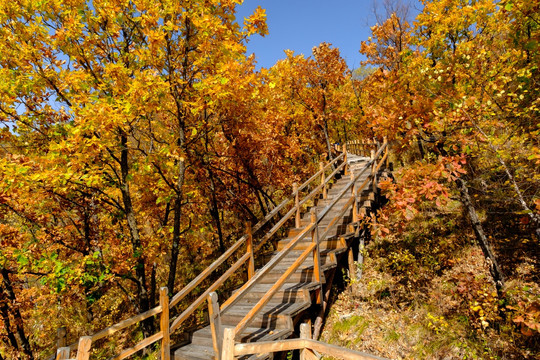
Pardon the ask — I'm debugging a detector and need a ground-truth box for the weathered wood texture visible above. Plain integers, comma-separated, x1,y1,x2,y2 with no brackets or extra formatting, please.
52,140,391,360
176,140,389,360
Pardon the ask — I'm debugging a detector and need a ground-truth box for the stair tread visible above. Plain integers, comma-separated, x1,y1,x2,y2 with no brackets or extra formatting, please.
224,301,309,317
175,344,215,360
242,281,321,293
192,325,292,344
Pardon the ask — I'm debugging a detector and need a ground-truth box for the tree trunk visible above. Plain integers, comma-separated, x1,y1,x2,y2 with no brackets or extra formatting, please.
416,135,425,160
119,133,154,336
167,125,186,294
456,178,504,293
1,268,33,359
322,118,333,162
0,281,20,351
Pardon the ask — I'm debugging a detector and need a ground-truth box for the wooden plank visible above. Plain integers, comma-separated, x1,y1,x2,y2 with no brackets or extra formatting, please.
348,248,356,281
307,339,388,360
319,162,327,199
246,222,254,280
56,347,70,360
294,182,301,228
160,287,170,360
112,332,163,360
75,337,92,360
300,323,312,360
171,252,250,333
233,243,316,336
376,151,388,173
207,292,222,360
57,327,67,348
90,306,162,342
234,339,306,355
234,339,388,360
310,209,322,305
221,327,235,360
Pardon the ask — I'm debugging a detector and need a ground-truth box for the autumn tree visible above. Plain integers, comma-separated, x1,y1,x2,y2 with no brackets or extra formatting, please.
359,0,540,353
0,0,270,357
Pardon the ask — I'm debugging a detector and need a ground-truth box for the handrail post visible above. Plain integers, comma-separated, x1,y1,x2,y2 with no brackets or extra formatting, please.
319,162,327,200
160,287,170,360
246,222,255,280
310,208,322,305
76,336,92,360
300,323,313,360
293,182,301,228
371,149,377,195
222,327,235,360
56,327,67,349
56,327,68,360
352,173,358,223
343,144,348,175
208,292,222,360
384,136,389,169
56,348,70,360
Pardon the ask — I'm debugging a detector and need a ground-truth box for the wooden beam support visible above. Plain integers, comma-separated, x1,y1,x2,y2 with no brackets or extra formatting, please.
221,327,235,360
160,287,170,360
207,292,222,360
246,222,254,280
56,347,70,360
311,208,322,305
300,323,312,360
75,336,92,360
293,182,301,228
343,144,348,175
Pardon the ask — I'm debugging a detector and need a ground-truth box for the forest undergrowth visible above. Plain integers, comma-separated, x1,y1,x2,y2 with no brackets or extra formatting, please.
321,166,540,360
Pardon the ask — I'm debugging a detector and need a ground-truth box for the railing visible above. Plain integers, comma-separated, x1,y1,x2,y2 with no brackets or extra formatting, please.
214,139,388,359
225,323,388,360
53,138,388,360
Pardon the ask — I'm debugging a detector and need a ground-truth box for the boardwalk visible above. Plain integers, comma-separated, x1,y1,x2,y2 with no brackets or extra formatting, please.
53,140,390,360
176,154,379,360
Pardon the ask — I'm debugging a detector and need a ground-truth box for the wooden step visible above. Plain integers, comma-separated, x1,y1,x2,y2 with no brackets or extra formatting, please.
220,302,298,328
287,222,351,238
258,268,327,284
190,325,292,347
232,282,318,302
175,344,215,360
277,236,348,252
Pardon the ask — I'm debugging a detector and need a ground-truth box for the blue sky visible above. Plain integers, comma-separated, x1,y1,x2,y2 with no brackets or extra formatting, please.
235,0,422,70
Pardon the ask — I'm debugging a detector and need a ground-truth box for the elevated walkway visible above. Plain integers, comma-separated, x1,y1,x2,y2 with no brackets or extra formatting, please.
53,139,390,360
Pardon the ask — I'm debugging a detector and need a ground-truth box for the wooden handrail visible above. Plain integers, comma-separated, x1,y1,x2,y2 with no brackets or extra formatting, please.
232,337,388,360
170,252,251,332
296,153,344,194
90,306,163,342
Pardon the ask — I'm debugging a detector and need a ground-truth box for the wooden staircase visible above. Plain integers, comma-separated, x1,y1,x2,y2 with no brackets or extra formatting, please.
175,154,380,360
52,139,390,360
